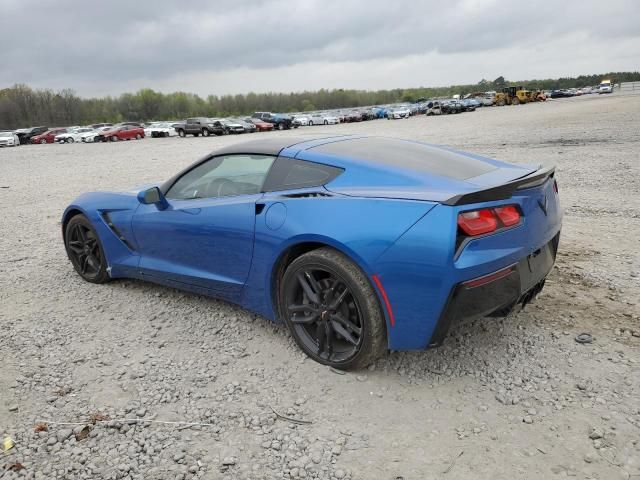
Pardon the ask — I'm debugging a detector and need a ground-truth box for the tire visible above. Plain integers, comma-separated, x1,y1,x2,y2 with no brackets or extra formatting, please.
110,136,118,142
64,215,110,284
202,129,210,137
278,123,285,131
178,129,186,138
309,121,314,126
512,97,520,106
135,134,142,140
40,139,47,144
279,247,387,370
66,137,74,143
324,120,328,125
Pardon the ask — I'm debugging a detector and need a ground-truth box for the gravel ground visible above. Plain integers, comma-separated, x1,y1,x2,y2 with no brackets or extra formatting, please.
1,94,639,480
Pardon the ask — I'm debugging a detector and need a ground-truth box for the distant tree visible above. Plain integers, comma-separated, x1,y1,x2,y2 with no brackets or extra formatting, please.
493,76,506,88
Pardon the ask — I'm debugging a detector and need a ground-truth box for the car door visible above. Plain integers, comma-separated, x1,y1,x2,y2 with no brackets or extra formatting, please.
132,154,276,301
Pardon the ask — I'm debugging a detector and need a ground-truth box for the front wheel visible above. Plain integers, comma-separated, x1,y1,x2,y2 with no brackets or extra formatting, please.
64,215,110,284
135,134,142,140
279,248,387,370
40,139,47,144
178,129,186,137
324,120,328,125
202,129,210,137
110,136,118,142
66,137,74,143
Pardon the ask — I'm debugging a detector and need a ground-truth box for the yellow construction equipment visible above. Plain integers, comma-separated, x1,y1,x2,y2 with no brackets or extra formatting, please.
494,86,530,106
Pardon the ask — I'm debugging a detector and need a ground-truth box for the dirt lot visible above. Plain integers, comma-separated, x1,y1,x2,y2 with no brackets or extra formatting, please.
1,94,639,480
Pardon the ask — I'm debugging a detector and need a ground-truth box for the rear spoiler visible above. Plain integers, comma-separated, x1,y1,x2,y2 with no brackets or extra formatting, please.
442,166,555,206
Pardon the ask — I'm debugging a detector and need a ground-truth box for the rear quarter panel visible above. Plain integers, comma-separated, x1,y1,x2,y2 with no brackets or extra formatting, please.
241,195,436,324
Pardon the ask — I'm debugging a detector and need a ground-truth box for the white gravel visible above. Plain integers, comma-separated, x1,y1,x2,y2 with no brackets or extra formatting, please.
1,93,639,479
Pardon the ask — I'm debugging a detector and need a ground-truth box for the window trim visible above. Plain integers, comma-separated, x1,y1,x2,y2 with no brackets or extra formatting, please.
261,156,344,192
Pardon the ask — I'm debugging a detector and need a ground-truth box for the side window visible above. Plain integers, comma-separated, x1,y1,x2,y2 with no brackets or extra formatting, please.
166,155,275,200
262,157,343,192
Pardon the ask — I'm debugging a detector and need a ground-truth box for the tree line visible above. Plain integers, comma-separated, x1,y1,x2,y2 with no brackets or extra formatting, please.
1,71,639,130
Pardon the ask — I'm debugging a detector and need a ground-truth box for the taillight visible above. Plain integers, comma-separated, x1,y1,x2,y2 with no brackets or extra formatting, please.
457,205,521,237
457,209,498,236
494,205,520,226
553,179,558,194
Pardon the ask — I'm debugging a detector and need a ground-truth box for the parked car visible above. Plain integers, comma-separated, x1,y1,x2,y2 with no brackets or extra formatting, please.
243,117,274,132
308,113,339,125
251,112,297,130
221,119,246,134
425,101,442,116
230,118,257,133
31,128,68,144
95,125,145,142
55,127,95,144
0,131,20,147
15,126,48,144
145,123,180,138
387,107,410,119
441,101,464,114
81,127,111,143
293,115,310,126
460,99,477,112
62,135,561,370
175,118,225,137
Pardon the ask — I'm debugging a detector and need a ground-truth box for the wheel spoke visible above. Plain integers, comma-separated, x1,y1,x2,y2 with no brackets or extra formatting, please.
68,241,83,254
75,224,87,242
330,312,362,336
328,285,349,310
297,272,320,304
290,313,320,325
80,256,89,274
86,254,99,271
288,303,314,314
331,320,358,345
316,322,326,354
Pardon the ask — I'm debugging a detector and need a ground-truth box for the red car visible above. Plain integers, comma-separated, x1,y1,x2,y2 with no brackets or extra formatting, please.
244,117,274,132
31,128,68,144
96,125,145,142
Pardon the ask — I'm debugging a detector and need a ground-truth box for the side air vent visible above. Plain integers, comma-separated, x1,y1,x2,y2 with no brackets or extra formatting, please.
101,212,135,251
282,191,333,198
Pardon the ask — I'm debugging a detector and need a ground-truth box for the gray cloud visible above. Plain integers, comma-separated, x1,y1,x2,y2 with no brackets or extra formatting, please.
1,0,639,96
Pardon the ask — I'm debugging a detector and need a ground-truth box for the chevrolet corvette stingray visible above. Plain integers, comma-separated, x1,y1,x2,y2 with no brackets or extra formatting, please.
62,136,562,369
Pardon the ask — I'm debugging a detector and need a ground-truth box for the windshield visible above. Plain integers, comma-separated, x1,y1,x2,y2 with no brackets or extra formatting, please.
0,132,13,137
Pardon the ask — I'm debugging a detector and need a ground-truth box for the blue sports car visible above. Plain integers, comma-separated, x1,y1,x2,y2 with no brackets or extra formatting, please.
63,136,562,369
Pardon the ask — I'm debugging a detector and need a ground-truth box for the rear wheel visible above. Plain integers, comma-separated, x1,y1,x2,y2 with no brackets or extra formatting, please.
40,139,47,144
202,129,210,137
279,248,387,370
64,215,109,284
110,136,118,142
66,137,74,143
135,134,142,140
178,129,186,137
324,120,328,125
512,97,520,105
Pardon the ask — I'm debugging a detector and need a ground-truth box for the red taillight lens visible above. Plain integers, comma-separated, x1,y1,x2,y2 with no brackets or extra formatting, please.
494,205,521,226
457,209,498,236
457,204,522,237
553,179,558,194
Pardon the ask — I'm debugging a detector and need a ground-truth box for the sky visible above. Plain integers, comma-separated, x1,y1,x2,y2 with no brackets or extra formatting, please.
1,0,639,98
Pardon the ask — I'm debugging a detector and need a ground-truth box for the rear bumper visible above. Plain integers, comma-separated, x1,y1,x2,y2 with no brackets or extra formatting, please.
428,232,560,347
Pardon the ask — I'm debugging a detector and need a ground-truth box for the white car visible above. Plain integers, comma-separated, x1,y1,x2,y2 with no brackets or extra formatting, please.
81,126,111,143
309,113,339,125
145,122,179,138
387,107,410,119
293,115,310,126
0,131,20,147
55,127,95,143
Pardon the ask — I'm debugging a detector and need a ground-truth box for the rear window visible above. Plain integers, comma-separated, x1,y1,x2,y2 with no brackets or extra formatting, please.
310,137,496,180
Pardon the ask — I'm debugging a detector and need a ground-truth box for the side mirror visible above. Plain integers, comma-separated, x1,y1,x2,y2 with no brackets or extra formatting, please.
138,186,169,210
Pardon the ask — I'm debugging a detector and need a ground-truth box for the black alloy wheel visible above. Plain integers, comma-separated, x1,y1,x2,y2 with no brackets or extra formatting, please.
64,215,109,284
280,248,386,370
